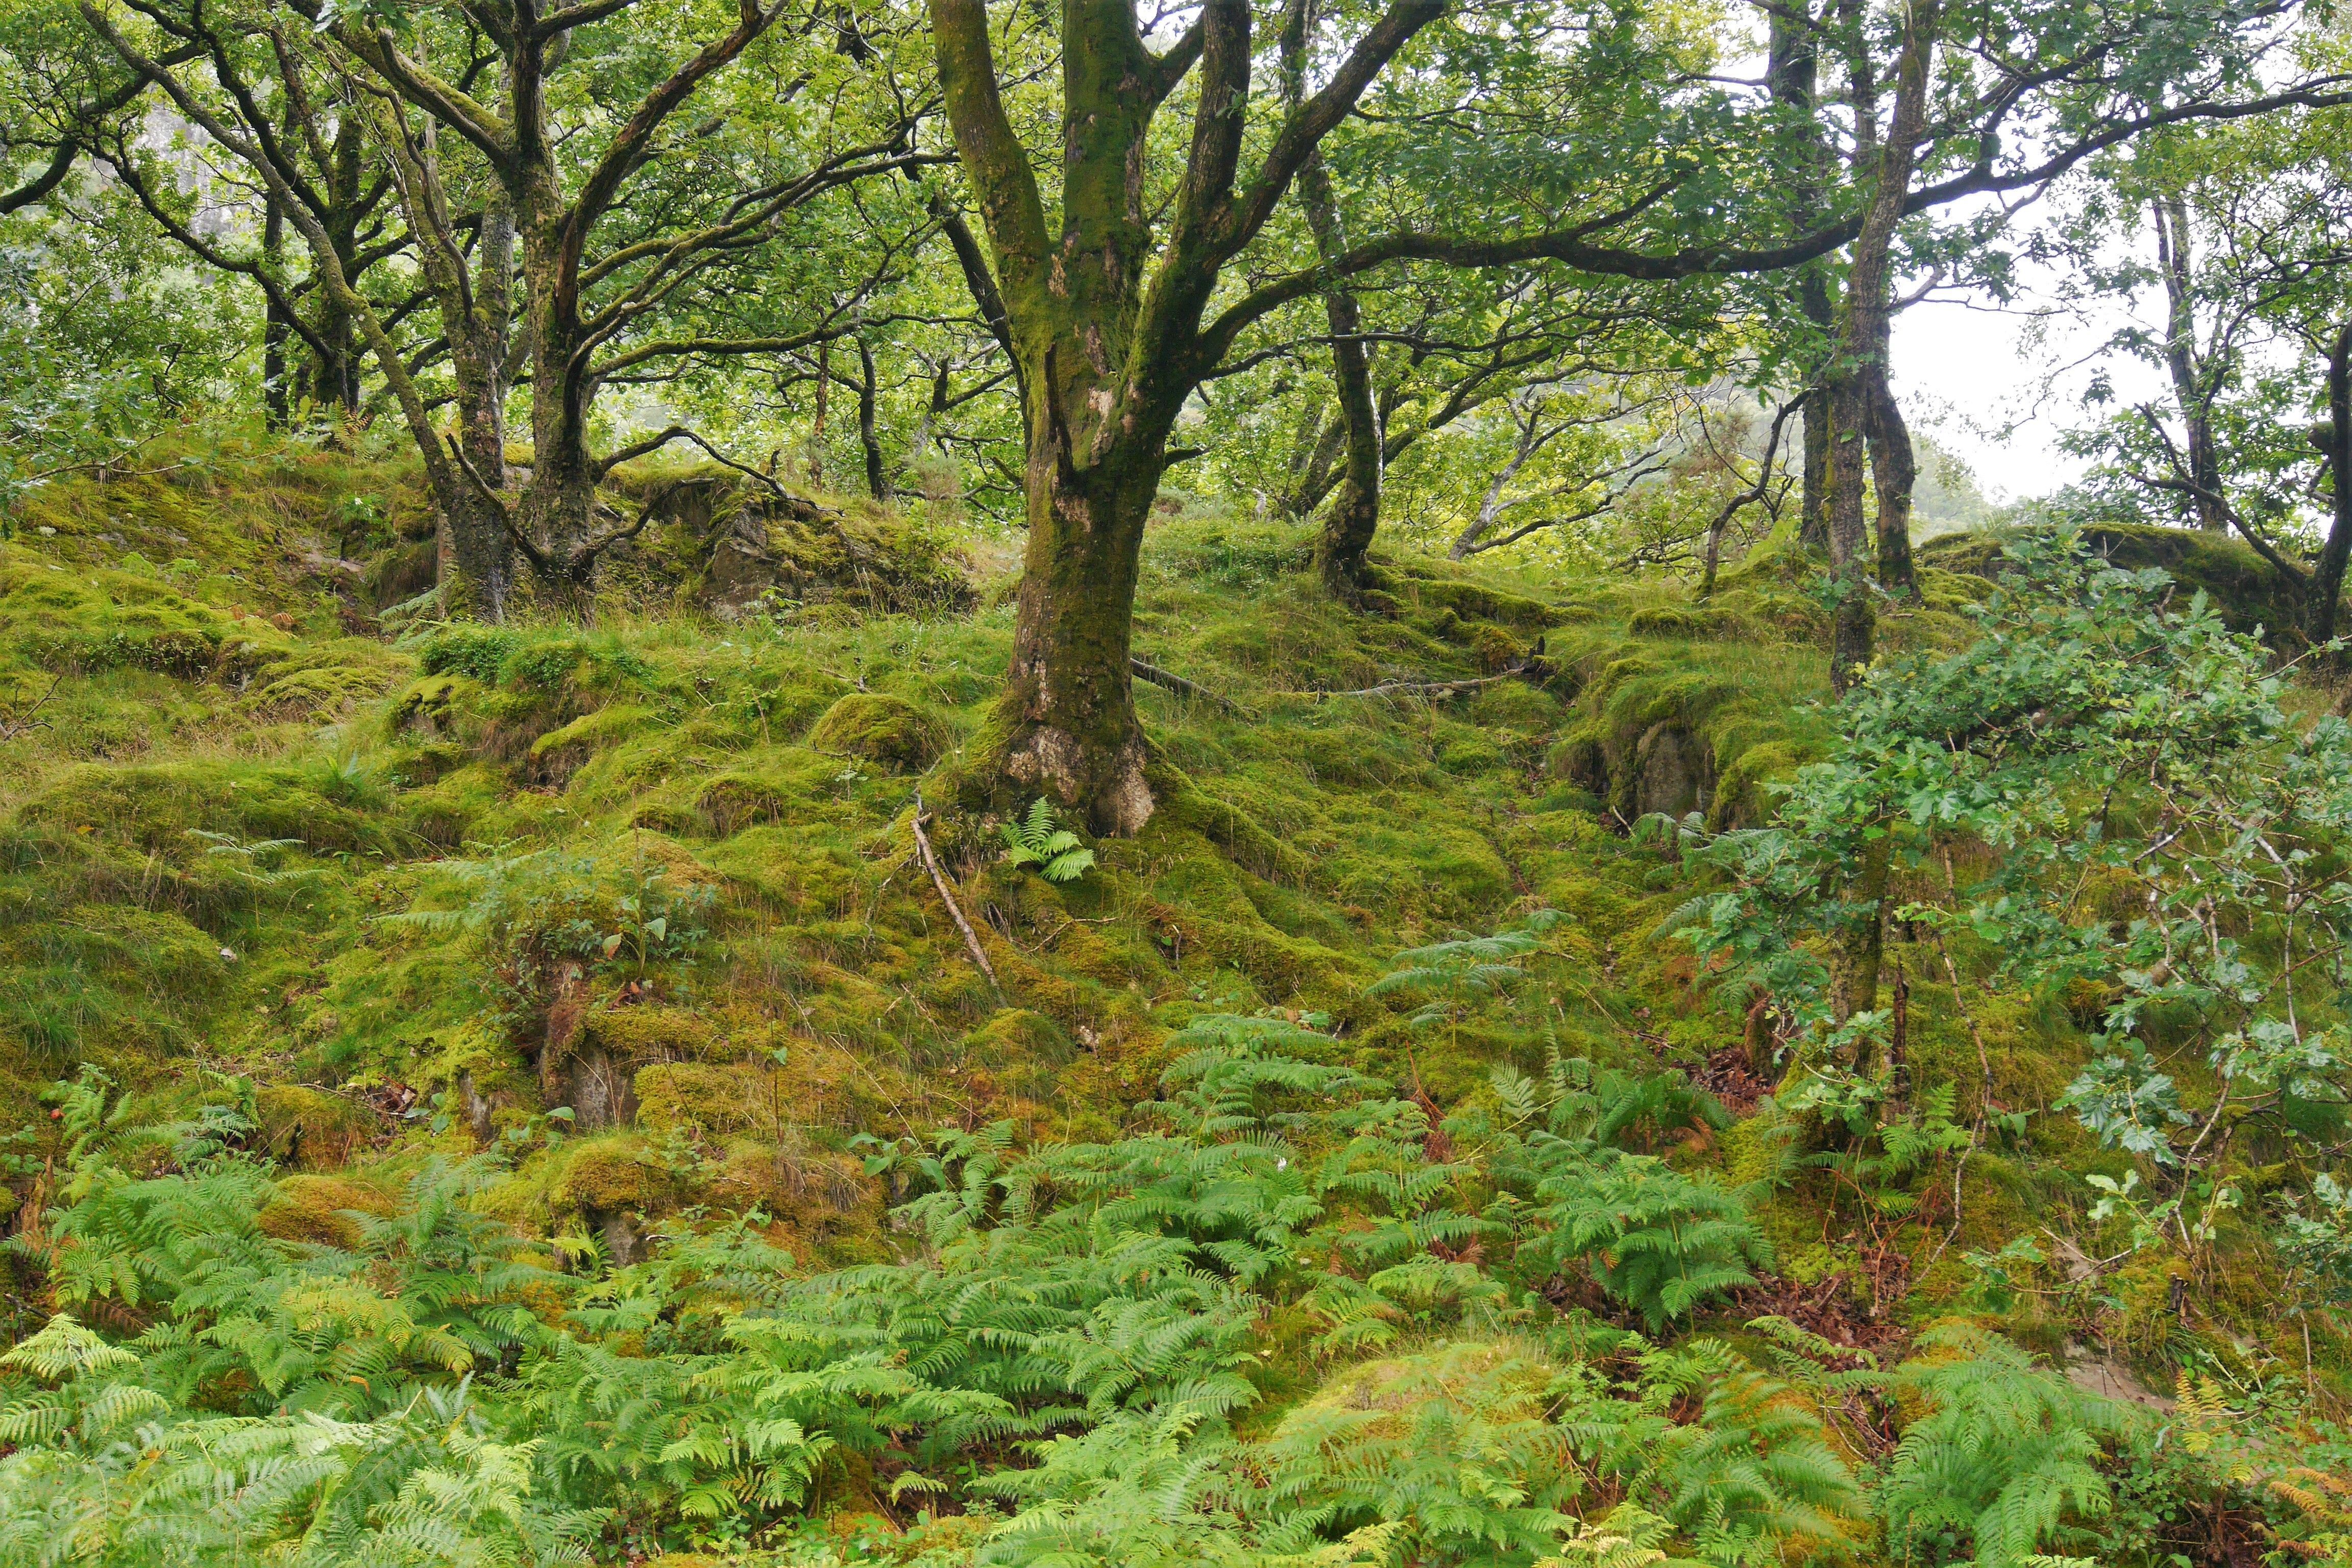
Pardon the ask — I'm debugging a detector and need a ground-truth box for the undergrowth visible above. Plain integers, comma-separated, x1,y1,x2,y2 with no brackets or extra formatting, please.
0,453,2340,1567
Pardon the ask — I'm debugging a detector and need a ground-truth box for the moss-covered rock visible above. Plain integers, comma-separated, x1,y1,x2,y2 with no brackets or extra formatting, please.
806,692,948,771
256,1086,378,1170
259,1173,398,1247
1920,522,2302,642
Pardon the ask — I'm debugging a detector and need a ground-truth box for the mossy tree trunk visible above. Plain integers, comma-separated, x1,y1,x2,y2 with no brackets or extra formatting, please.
930,0,1444,830
1825,0,1937,694
366,94,517,619
1867,355,1918,597
332,0,917,612
85,8,482,602
1282,0,1382,602
2312,321,2352,647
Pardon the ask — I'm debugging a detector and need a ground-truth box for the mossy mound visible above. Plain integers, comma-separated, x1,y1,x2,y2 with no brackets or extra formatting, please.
1921,522,2302,642
806,692,949,770
256,1086,379,1169
1548,632,1833,827
258,1173,398,1247
602,466,976,619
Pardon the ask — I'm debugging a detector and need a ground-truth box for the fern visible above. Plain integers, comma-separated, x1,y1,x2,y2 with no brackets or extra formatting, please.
1001,797,1097,882
1880,1324,2122,1568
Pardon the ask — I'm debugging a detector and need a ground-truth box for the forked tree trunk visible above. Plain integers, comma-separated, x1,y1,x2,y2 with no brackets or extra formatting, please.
2155,195,2230,533
1825,0,1938,695
930,0,1444,833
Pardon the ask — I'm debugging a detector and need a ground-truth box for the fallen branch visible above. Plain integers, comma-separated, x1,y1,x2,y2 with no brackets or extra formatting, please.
911,789,998,988
1278,652,1550,701
1131,655,1254,716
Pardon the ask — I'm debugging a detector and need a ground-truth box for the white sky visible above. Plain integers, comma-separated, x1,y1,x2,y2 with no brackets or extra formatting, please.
1888,282,2164,504
1879,192,2184,506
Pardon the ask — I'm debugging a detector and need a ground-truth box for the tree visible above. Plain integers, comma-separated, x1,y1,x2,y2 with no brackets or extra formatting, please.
2056,106,2352,642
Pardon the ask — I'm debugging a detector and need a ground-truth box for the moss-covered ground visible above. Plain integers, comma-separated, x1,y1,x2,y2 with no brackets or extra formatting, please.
0,450,2342,1563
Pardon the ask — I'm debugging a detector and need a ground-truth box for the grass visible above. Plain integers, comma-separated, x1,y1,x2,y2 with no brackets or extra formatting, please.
0,445,2337,1427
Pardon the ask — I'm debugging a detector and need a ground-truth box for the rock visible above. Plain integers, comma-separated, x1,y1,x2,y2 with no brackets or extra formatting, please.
1633,721,1714,818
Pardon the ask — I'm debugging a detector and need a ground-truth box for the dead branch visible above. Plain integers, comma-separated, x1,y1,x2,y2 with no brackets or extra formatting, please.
911,789,998,989
1131,655,1255,716
1277,650,1550,701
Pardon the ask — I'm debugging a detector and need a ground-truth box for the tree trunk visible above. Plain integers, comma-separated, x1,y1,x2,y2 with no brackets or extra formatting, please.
261,194,290,430
1867,355,1917,597
311,110,368,419
1825,0,1938,694
2311,321,2352,646
1770,2,1835,556
440,209,517,620
996,408,1163,836
1798,365,1832,553
514,185,606,604
1827,362,1875,691
1297,148,1382,598
2155,195,2228,532
857,337,888,500
1837,835,1891,1036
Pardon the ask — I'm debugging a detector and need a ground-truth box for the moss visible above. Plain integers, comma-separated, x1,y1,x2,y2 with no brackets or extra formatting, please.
1468,682,1559,733
1628,604,1751,641
548,1133,671,1214
806,692,948,771
1369,562,1560,628
256,1086,378,1170
1920,522,2302,642
576,1006,722,1064
259,1173,398,1247
1439,735,1507,775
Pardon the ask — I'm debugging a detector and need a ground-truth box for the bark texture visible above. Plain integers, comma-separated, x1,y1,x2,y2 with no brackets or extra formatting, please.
2312,322,2352,647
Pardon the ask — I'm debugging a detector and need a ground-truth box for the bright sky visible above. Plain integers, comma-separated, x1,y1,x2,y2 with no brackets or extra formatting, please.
1885,232,2171,506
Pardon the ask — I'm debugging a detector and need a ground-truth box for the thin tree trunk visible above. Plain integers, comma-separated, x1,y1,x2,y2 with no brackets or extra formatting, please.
811,338,830,488
261,194,290,430
1797,292,1834,554
857,337,887,500
2155,195,2228,532
1770,3,1836,557
1304,149,1382,599
1451,405,1540,558
1279,0,1382,598
2311,321,2352,646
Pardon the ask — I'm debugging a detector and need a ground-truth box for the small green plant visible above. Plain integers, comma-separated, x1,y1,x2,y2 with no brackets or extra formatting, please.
1001,799,1096,883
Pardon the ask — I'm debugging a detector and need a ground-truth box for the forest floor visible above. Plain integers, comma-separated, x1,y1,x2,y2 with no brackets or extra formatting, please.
0,439,2339,1565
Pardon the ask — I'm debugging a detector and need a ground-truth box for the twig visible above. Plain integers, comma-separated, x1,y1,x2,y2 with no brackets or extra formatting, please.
0,670,63,742
911,789,998,989
1131,655,1254,716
